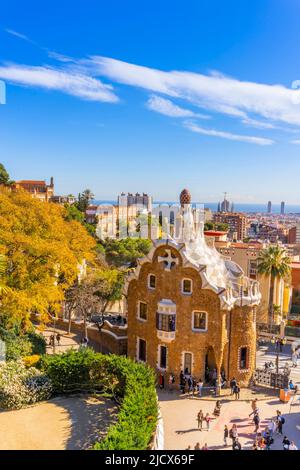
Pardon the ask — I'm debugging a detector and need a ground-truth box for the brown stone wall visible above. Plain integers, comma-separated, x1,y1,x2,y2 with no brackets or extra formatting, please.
127,244,256,387
226,305,256,386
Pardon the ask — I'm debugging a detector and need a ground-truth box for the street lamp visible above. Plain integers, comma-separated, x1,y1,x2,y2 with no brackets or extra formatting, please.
270,335,287,374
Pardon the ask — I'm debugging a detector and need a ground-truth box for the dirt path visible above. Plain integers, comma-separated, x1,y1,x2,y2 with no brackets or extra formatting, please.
0,395,118,450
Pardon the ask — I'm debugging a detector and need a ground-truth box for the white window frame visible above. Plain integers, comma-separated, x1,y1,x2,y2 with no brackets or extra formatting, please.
192,310,208,332
148,273,156,290
137,336,147,363
181,278,193,295
181,351,194,375
157,344,168,371
137,301,148,322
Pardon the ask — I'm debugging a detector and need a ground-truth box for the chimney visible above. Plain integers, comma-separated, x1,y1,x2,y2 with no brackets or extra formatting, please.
50,177,54,187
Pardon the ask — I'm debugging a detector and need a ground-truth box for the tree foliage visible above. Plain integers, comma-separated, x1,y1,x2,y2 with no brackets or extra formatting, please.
101,238,152,267
0,187,96,329
0,163,12,185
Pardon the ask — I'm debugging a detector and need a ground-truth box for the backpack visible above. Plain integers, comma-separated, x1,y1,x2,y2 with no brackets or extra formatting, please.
280,417,285,424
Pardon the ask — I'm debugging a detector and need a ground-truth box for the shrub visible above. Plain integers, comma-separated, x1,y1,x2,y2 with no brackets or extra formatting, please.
0,360,52,409
22,355,41,368
40,349,158,449
40,348,105,393
0,328,46,361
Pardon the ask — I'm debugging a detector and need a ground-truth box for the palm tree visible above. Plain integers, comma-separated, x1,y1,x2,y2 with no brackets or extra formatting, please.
257,246,291,325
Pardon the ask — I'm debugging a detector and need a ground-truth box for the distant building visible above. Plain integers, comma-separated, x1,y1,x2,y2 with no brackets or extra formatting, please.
213,212,247,241
118,192,152,212
288,225,300,244
281,201,285,215
218,192,233,213
267,201,272,214
14,177,54,202
50,195,76,205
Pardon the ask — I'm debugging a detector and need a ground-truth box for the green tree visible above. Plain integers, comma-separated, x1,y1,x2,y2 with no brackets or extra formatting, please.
103,238,152,267
257,246,291,324
0,163,11,185
63,203,85,223
76,189,95,212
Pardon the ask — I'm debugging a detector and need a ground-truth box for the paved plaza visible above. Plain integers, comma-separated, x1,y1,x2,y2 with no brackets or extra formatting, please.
159,389,300,450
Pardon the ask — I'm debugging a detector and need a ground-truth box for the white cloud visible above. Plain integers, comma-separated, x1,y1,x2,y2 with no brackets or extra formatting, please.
85,56,300,127
0,64,118,103
146,95,210,118
5,29,33,43
241,117,275,129
184,121,274,146
290,139,300,144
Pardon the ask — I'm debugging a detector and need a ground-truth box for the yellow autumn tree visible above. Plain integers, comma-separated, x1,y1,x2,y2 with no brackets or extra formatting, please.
0,187,96,329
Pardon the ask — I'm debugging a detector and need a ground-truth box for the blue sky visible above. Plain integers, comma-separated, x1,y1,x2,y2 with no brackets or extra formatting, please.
1,0,300,202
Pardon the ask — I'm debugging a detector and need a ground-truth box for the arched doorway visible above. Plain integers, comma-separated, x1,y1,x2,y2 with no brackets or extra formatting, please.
205,346,217,384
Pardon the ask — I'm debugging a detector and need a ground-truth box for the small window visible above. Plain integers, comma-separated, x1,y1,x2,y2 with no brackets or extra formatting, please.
159,345,167,369
138,302,147,320
193,311,207,331
138,338,146,362
182,278,192,294
239,347,249,370
148,274,156,289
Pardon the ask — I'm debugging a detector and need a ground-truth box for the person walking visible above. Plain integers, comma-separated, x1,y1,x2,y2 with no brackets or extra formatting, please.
188,376,193,395
56,333,61,346
292,352,298,367
264,431,273,450
253,413,260,434
197,410,204,431
251,399,258,413
198,378,204,397
205,413,211,431
224,425,229,447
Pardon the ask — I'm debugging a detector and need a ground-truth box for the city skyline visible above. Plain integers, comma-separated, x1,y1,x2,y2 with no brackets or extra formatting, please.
2,1,300,201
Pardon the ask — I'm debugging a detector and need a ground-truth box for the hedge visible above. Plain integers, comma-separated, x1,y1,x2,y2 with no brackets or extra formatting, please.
40,349,158,450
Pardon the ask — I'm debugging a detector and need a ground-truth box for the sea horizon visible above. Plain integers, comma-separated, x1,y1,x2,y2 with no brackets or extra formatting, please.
93,200,300,215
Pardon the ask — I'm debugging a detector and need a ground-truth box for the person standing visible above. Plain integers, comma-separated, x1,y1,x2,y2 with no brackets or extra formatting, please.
234,383,240,400
159,373,165,390
194,442,200,450
229,424,238,444
230,377,237,395
277,411,285,435
232,438,241,450
268,419,276,438
205,413,211,431
224,425,229,447
201,443,209,450
197,410,204,431
56,333,61,346
282,436,290,450
289,441,298,450
198,378,204,397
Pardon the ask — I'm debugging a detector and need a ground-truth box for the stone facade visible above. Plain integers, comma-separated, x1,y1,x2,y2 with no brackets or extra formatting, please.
126,241,259,387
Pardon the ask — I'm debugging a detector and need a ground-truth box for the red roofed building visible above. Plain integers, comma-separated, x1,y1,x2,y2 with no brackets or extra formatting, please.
14,177,54,202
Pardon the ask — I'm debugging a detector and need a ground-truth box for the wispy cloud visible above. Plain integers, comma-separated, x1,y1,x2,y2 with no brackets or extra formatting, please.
184,120,274,146
0,64,119,102
290,139,300,144
146,95,210,118
241,117,275,129
5,28,34,44
84,56,300,127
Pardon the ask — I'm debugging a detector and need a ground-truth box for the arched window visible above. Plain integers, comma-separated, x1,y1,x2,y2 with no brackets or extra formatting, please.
239,346,249,370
